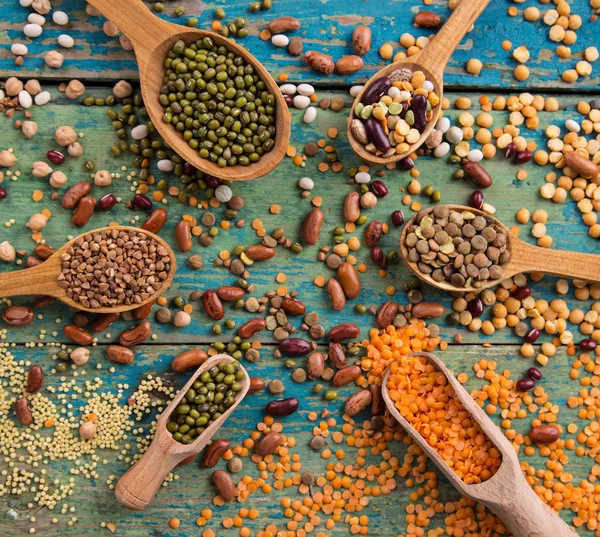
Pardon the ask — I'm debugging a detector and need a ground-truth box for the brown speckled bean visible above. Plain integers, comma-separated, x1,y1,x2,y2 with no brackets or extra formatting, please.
63,324,93,345
344,390,372,416
119,320,152,347
171,349,209,372
202,439,230,468
107,345,135,364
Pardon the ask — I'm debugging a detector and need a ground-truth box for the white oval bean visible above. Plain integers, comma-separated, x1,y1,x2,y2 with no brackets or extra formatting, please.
355,172,371,184
292,95,310,109
436,117,450,133
157,159,174,172
34,91,51,106
271,34,289,47
297,84,315,96
434,142,450,158
28,13,45,24
350,85,364,97
24,23,43,38
279,84,297,95
58,34,74,48
11,44,28,55
52,11,69,25
131,125,149,140
298,177,314,190
303,106,317,124
18,90,32,109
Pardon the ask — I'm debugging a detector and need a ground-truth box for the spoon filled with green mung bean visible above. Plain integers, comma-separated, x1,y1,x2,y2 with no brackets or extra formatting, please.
115,354,249,511
88,0,290,181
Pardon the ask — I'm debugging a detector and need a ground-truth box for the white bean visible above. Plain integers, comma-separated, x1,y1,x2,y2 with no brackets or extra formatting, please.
446,126,464,144
34,91,51,106
292,95,310,109
131,125,149,140
436,117,450,133
298,177,314,190
422,80,434,92
467,149,483,162
24,23,43,38
28,13,45,25
565,119,580,133
433,142,450,158
58,34,74,48
52,11,69,25
279,84,297,95
355,171,371,184
18,90,32,109
303,106,317,124
157,159,174,172
19,0,33,6
215,185,232,202
271,34,289,47
297,84,315,96
350,85,364,97
11,44,28,56
386,86,400,98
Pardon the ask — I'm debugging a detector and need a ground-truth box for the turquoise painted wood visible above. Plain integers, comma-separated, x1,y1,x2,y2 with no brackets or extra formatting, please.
0,0,599,90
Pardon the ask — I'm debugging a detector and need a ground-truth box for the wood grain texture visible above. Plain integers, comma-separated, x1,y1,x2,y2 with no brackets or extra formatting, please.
1,0,599,90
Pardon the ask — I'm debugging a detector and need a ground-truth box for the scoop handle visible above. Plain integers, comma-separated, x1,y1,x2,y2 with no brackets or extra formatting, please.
417,0,491,77
491,474,574,537
0,262,60,299
511,238,600,283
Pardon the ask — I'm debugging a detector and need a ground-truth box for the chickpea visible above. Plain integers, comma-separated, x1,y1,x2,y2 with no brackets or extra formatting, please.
0,241,16,262
55,126,78,146
93,170,112,187
45,50,64,68
113,80,133,99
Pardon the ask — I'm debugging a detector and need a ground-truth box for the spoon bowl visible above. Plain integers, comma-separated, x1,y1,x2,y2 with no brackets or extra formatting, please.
382,351,575,537
88,0,290,182
348,0,490,166
115,354,249,510
0,226,177,313
400,204,600,293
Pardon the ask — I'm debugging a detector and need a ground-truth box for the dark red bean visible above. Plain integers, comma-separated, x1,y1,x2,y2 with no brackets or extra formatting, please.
364,117,390,152
513,286,531,300
410,94,427,132
391,210,404,226
0,187,7,200
370,180,388,198
284,94,293,107
182,162,196,176
514,150,532,164
278,338,313,356
464,162,492,189
361,76,391,106
525,328,540,343
370,246,384,265
266,397,299,417
504,142,517,159
516,378,536,392
47,150,65,165
399,157,414,170
468,298,484,318
97,193,117,211
527,367,543,381
132,193,152,211
580,338,598,351
468,190,483,210
204,175,221,188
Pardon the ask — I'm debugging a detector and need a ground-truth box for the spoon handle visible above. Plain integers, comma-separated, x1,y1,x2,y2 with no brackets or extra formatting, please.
417,0,491,77
0,263,59,299
87,0,175,54
512,239,600,283
491,474,574,537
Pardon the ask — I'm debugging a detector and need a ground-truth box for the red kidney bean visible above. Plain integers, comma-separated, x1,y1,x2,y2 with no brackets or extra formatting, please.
91,312,120,333
529,425,560,444
283,94,293,106
202,290,225,320
281,298,306,316
391,210,404,226
204,175,221,188
364,117,390,152
468,190,483,210
2,305,34,325
525,328,540,343
370,246,384,265
504,142,517,159
464,162,492,189
332,365,362,387
328,323,360,342
514,150,532,164
527,367,543,381
26,256,40,268
364,220,383,247
183,161,196,176
62,182,92,209
580,338,598,351
516,378,536,392
27,365,43,393
266,397,299,417
468,298,484,318
47,150,65,165
513,286,531,300
98,193,117,211
175,220,193,252
399,157,414,170
411,94,427,132
212,470,235,502
217,286,246,301
0,186,7,199
119,321,152,347
133,300,155,320
278,338,313,356
370,180,388,198
141,208,168,234
202,439,230,468
328,342,347,369
63,324,93,345
34,244,56,260
361,76,391,106
15,397,33,425
133,193,152,211
72,195,96,227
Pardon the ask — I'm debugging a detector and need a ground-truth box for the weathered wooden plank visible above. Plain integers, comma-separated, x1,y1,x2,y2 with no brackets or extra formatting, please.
0,87,597,347
1,0,599,90
0,344,593,536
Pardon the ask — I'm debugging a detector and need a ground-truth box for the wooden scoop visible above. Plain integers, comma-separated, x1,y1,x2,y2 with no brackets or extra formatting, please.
400,204,600,293
116,354,249,510
0,226,176,314
348,0,490,166
87,0,290,182
382,352,576,537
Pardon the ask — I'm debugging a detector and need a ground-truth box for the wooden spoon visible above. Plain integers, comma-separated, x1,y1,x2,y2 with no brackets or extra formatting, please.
87,0,290,182
115,354,249,510
348,0,490,166
0,226,176,314
382,352,576,537
400,205,600,293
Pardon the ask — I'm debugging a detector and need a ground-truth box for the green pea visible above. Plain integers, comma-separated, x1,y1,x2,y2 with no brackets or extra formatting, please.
356,215,368,226
423,185,434,197
172,296,184,308
174,6,185,16
215,7,226,18
355,304,367,314
324,391,338,401
225,319,236,329
432,190,442,202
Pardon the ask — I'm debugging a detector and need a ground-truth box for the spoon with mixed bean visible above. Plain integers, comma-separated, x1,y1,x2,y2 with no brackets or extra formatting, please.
347,0,490,168
87,0,290,181
115,354,249,510
400,205,600,293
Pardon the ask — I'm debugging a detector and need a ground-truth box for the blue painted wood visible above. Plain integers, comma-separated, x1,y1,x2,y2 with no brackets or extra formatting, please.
0,0,599,90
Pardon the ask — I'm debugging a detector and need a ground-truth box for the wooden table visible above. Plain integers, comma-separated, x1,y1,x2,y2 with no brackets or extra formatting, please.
0,1,598,536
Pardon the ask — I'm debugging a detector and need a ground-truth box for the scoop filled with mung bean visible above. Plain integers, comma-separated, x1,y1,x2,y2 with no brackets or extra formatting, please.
160,38,277,168
167,360,245,444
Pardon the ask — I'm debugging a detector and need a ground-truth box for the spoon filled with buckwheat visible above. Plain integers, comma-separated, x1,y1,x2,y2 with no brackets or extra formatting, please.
0,226,176,313
400,205,600,293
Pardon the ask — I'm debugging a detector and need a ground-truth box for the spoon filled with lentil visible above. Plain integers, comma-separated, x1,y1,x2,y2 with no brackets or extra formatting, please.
400,205,600,293
0,226,176,313
347,0,490,169
115,354,249,510
382,351,575,537
87,0,290,181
